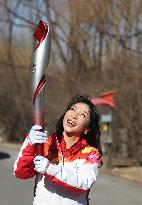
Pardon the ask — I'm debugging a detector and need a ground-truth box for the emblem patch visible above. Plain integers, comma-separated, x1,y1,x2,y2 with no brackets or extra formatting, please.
82,147,95,154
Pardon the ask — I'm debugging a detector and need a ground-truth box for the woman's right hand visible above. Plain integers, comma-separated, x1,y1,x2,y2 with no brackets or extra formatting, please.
29,125,48,145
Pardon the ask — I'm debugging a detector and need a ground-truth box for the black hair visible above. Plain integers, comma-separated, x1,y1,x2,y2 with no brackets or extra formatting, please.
56,94,102,156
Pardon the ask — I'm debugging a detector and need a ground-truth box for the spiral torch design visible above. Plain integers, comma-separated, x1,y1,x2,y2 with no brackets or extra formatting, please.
32,20,51,156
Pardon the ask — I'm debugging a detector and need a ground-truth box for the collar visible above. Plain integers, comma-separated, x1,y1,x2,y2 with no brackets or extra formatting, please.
60,134,87,157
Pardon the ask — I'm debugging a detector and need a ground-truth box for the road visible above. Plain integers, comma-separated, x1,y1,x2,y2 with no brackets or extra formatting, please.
0,145,142,205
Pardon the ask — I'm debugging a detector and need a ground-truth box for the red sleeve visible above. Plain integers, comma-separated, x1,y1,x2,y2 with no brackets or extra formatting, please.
13,135,36,179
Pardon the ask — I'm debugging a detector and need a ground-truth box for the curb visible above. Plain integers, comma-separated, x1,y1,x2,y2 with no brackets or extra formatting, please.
101,167,142,186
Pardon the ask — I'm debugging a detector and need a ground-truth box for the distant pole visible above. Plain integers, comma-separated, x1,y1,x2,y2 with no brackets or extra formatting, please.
106,109,113,169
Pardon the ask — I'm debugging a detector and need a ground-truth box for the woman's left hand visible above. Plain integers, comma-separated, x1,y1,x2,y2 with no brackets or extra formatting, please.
34,156,49,174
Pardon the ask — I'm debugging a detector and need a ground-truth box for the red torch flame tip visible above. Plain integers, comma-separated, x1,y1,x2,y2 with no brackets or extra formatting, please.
33,20,48,49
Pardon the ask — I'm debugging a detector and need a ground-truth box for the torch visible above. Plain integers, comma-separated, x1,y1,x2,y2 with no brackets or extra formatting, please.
31,20,51,156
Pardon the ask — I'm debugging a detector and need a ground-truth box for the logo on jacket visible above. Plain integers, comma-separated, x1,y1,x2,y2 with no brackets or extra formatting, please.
81,147,95,154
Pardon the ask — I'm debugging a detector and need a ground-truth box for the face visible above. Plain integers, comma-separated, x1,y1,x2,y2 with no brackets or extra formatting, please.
63,103,91,137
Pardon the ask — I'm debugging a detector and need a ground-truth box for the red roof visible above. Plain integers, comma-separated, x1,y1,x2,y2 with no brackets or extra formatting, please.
92,91,116,108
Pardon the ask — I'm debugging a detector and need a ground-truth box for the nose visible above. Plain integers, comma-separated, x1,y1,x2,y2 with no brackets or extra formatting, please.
72,112,78,119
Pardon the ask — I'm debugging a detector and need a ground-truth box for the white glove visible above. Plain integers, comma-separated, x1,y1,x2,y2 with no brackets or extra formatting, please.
28,125,48,145
34,156,49,174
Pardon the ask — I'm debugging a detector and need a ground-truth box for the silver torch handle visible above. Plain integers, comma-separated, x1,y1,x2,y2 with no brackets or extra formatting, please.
31,20,51,156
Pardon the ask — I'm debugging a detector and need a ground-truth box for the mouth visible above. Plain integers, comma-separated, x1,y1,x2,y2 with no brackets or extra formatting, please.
67,119,76,127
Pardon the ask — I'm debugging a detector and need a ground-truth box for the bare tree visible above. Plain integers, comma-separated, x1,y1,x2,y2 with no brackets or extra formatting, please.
0,0,142,165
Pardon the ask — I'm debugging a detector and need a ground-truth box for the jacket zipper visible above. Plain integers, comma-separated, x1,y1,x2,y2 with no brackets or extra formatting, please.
64,142,81,161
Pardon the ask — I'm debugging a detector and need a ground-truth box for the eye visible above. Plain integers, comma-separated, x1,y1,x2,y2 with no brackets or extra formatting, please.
81,113,86,118
70,107,75,111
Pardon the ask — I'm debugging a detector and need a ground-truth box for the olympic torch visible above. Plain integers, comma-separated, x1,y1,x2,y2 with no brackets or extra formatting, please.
31,20,51,156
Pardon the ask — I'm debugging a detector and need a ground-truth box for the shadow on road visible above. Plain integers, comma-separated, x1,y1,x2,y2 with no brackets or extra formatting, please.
0,151,10,160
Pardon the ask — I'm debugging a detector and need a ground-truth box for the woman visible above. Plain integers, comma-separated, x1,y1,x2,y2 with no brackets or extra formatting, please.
14,94,102,205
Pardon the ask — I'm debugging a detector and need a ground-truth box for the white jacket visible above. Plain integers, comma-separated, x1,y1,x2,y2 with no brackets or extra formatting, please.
14,133,102,205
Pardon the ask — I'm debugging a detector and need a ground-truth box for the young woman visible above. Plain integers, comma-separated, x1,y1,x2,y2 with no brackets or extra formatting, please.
14,94,102,205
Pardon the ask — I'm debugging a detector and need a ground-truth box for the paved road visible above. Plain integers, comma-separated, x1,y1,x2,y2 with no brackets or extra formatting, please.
0,145,142,205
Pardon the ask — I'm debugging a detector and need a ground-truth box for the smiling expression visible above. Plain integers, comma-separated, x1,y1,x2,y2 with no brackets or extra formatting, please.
63,103,91,137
